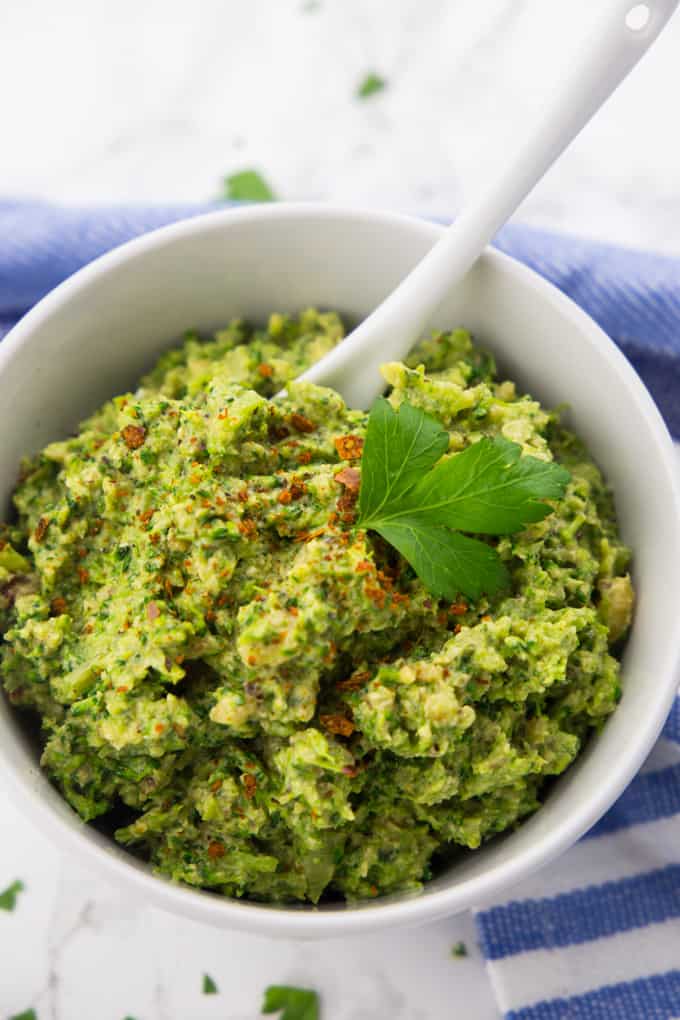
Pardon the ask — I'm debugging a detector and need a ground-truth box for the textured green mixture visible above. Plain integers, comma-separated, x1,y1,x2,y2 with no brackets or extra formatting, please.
0,311,633,903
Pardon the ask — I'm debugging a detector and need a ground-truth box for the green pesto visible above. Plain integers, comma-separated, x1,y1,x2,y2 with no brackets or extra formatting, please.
0,310,633,903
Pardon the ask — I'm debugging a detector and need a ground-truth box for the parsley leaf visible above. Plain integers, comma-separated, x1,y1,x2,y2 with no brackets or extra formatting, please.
356,398,570,600
262,985,320,1020
357,72,387,98
223,170,276,202
202,973,218,995
451,940,468,958
9,1011,37,1020
0,879,24,911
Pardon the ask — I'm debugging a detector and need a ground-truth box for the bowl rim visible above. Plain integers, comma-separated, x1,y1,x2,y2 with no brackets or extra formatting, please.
1,202,679,937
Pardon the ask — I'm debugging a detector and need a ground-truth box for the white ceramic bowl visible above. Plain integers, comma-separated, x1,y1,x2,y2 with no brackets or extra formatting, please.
1,205,679,938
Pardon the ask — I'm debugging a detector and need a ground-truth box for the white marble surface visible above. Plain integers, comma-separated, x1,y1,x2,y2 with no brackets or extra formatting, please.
1,2,679,1018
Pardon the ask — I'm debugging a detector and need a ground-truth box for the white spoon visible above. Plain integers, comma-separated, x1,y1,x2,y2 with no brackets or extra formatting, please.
297,0,678,409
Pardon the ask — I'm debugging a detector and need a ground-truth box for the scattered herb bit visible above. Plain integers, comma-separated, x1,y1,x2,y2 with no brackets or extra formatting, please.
9,1011,37,1020
451,941,468,957
357,72,387,99
0,879,25,911
224,169,276,202
301,0,321,10
262,985,320,1020
355,398,570,600
203,973,218,995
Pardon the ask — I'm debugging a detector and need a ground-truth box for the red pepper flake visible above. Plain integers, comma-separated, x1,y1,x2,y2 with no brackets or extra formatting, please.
482,614,492,623
205,609,216,622
366,586,387,608
294,527,326,543
257,363,273,377
319,713,355,738
217,410,229,420
83,623,94,634
50,596,67,616
138,507,155,525
356,559,373,574
154,722,165,734
117,685,129,694
149,532,160,545
208,841,225,859
336,670,371,692
277,489,292,505
147,602,160,621
335,466,361,491
289,478,306,500
334,435,364,460
289,606,299,616
210,779,222,793
454,623,462,634
268,423,290,441
237,519,257,538
242,773,257,799
163,578,174,599
450,601,468,616
368,885,379,897
190,473,201,486
77,567,90,585
237,488,249,503
297,450,312,465
290,413,316,434
34,516,49,543
121,424,146,450
247,654,257,666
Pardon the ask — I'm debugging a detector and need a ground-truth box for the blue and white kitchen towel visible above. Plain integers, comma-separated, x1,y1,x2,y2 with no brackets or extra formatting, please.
1,199,680,1019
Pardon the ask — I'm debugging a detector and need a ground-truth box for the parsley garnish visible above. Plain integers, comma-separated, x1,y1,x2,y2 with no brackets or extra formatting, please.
9,1011,37,1020
451,940,468,957
202,973,218,995
262,985,320,1020
0,879,25,911
224,170,276,202
357,72,386,99
355,398,570,600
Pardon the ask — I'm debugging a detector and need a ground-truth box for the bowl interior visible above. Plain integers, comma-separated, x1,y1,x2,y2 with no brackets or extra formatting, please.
1,206,678,935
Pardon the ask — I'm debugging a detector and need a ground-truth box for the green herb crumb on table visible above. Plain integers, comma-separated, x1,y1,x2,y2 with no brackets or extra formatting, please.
202,973,218,994
262,985,320,1020
357,72,387,98
451,940,468,958
9,1010,37,1020
0,879,25,911
223,169,277,202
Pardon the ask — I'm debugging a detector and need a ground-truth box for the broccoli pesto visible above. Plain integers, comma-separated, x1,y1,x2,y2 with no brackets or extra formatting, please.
0,310,633,903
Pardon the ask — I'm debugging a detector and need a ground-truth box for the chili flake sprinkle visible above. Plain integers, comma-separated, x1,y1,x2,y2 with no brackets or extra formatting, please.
121,424,147,450
242,773,257,799
320,713,355,737
34,517,49,543
334,466,361,491
290,413,316,434
334,434,364,460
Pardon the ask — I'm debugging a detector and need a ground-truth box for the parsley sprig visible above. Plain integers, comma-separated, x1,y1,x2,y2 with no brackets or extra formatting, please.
262,985,319,1020
355,398,570,600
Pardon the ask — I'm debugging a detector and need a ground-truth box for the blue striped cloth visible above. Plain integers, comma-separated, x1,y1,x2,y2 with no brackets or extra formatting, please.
475,704,680,1018
1,200,680,1018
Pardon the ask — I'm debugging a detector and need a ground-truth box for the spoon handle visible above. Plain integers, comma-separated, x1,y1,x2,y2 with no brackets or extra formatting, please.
300,0,678,409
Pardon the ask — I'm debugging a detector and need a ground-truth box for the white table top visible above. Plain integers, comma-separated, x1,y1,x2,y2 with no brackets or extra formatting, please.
1,2,679,1017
